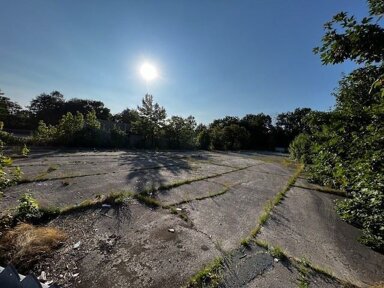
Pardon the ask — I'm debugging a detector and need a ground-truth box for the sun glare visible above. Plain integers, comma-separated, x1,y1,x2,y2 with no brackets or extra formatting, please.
140,63,158,81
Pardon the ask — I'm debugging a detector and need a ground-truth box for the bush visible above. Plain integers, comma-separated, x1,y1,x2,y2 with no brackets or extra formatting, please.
110,126,128,148
289,133,312,163
15,194,42,221
0,123,22,192
196,129,211,150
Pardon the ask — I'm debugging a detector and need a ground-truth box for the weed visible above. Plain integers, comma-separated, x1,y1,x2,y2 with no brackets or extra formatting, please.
249,164,304,240
187,257,223,288
269,245,285,259
0,223,66,272
253,239,269,249
240,238,251,248
169,207,178,214
20,144,30,157
133,193,161,208
250,226,261,238
15,193,42,221
297,276,310,288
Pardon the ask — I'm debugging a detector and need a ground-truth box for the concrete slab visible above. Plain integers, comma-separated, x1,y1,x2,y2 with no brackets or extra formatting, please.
35,201,221,288
258,187,384,287
181,171,293,251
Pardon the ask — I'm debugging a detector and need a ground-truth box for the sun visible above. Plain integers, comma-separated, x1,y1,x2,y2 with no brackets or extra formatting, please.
140,63,158,81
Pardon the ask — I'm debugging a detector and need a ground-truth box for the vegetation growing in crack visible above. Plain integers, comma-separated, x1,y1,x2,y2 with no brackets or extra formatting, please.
186,257,223,288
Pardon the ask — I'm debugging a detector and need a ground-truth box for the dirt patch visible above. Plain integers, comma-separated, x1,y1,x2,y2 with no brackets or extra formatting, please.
34,200,221,288
257,187,384,287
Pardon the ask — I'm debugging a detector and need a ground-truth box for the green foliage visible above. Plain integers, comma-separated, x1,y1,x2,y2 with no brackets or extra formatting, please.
0,124,22,192
110,125,128,148
210,123,250,150
21,144,30,157
295,0,384,251
196,127,211,150
15,193,42,221
313,8,384,64
85,109,101,129
136,94,167,147
288,133,312,163
187,257,223,287
165,115,196,149
34,120,57,144
275,108,312,147
269,246,285,260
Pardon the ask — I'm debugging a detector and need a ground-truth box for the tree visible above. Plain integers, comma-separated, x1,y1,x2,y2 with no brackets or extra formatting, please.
240,113,273,149
313,0,384,65
165,116,196,149
113,108,140,133
275,108,312,147
293,0,384,250
0,90,25,129
210,124,249,150
196,126,211,150
29,91,65,125
136,94,166,147
64,98,110,120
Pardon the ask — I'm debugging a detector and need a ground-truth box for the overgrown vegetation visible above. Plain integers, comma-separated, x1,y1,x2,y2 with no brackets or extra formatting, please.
186,257,223,288
0,223,66,272
0,122,22,192
290,0,384,251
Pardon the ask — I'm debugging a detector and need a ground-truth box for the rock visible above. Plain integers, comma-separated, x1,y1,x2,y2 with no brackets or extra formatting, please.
38,271,47,282
101,204,111,208
72,273,79,278
73,241,81,249
274,258,279,263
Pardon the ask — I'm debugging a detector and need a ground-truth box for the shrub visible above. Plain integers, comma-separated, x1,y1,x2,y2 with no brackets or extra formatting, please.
110,125,128,147
15,194,42,221
289,133,312,163
0,124,22,191
20,144,30,157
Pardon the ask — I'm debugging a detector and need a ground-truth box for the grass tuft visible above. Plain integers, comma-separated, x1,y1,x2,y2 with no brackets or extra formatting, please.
0,223,66,272
133,193,161,208
186,257,223,288
269,245,285,259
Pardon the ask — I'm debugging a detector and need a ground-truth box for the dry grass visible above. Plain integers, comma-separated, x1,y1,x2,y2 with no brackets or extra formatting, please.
0,223,66,271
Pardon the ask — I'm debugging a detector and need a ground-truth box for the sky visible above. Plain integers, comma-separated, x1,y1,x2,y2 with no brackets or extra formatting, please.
0,0,368,124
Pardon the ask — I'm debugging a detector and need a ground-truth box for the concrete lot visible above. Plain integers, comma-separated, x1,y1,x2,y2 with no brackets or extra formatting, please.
2,149,383,287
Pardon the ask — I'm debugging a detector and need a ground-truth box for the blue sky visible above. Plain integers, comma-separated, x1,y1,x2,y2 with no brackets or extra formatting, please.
0,0,368,124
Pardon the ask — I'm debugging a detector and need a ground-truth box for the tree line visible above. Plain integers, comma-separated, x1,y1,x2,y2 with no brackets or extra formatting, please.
290,0,383,251
0,91,313,150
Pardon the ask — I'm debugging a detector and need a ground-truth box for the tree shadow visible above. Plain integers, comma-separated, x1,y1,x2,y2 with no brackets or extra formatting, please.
122,151,212,192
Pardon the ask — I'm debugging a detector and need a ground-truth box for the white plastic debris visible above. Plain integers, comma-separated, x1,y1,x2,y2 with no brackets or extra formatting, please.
168,228,175,233
175,208,182,211
274,258,279,263
73,241,81,249
72,273,79,278
102,204,111,208
38,271,47,281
